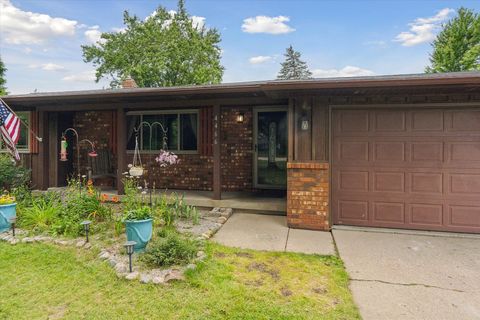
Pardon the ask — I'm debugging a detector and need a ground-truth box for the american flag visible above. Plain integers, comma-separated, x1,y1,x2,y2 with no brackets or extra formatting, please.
0,100,20,161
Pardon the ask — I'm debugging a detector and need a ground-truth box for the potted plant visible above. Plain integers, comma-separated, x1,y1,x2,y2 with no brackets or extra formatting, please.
0,193,16,233
123,206,153,252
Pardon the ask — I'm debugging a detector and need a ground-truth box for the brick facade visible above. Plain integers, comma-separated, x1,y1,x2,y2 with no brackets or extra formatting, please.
287,162,330,231
127,153,213,190
221,107,253,191
73,110,117,186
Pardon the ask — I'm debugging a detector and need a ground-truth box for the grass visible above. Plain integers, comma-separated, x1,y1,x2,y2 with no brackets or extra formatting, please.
0,242,360,320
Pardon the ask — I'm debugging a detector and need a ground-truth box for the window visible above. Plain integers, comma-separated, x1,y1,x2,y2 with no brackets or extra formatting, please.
0,111,30,152
127,110,198,152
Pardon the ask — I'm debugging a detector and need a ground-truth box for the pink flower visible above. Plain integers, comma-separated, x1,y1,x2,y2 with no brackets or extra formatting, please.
155,150,180,167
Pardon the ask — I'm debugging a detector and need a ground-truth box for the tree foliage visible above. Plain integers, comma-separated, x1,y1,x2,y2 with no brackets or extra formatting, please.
277,45,312,80
426,7,480,73
81,0,224,87
0,56,7,95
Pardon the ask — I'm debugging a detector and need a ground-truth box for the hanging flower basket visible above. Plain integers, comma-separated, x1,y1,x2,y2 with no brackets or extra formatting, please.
129,166,144,177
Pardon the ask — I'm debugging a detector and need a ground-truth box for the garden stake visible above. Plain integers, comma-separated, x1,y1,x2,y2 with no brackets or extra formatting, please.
9,216,16,237
80,220,92,242
124,241,136,273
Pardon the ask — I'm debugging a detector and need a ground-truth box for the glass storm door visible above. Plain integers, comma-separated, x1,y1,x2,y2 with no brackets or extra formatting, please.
254,108,288,189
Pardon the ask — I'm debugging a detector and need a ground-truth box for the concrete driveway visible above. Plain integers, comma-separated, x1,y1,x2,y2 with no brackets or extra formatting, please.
333,229,480,320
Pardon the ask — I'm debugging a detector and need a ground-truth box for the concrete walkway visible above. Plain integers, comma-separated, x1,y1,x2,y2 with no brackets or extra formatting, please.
333,229,480,320
213,213,335,255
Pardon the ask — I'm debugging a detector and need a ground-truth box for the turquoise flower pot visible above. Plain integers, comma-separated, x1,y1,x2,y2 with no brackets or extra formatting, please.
125,218,153,252
0,203,16,233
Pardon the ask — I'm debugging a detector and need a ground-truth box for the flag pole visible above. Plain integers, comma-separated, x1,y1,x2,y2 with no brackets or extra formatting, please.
0,97,43,142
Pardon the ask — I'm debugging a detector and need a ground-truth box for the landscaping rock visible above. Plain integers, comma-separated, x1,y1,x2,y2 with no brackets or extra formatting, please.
125,271,139,280
84,243,92,249
22,237,34,243
9,238,19,245
108,258,118,267
220,208,233,218
164,269,185,283
140,273,152,284
152,276,165,284
216,216,227,224
185,263,196,271
99,251,111,260
114,263,128,274
76,240,86,248
54,239,69,246
196,250,205,258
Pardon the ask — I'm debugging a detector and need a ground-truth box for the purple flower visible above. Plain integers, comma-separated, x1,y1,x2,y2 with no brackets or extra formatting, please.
155,150,180,167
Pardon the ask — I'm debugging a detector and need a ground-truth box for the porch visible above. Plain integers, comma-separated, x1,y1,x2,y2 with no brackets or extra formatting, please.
45,187,286,214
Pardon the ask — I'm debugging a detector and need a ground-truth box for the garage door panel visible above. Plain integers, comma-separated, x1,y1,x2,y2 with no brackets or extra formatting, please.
412,110,444,132
374,110,407,132
374,142,406,161
374,172,405,192
409,203,443,226
373,202,405,223
333,108,480,233
411,172,443,194
411,142,444,162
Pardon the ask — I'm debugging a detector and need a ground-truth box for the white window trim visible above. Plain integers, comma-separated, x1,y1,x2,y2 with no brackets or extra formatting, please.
126,109,199,154
0,111,31,154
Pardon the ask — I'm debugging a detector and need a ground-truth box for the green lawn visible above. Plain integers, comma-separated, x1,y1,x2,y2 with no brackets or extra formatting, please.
0,242,360,320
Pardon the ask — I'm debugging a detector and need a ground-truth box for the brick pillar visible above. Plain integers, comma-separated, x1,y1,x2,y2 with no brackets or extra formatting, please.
287,162,330,231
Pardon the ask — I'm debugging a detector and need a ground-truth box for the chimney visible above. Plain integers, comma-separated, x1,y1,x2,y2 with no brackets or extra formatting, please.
121,77,138,89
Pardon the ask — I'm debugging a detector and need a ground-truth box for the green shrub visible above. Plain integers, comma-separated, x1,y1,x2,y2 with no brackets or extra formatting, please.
18,192,62,233
141,228,199,267
0,154,30,190
123,206,152,221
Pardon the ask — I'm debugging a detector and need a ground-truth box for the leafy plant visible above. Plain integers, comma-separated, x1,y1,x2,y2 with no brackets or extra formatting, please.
18,192,62,233
0,154,30,190
141,228,199,267
123,206,152,221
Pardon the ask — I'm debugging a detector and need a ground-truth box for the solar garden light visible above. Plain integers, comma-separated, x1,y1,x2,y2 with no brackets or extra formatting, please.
80,220,92,243
9,216,16,237
124,241,137,273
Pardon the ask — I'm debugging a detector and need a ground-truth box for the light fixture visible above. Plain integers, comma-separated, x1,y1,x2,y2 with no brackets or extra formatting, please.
300,115,309,131
236,112,245,123
60,135,68,162
9,216,16,237
124,241,137,273
80,220,92,243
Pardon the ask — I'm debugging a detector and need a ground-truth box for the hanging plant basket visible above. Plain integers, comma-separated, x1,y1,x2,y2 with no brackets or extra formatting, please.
129,166,144,177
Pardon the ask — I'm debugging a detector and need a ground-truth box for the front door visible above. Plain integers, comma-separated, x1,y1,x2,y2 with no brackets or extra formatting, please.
253,107,288,189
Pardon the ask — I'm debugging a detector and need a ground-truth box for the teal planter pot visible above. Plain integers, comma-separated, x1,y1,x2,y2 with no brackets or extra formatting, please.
125,218,153,252
0,203,16,233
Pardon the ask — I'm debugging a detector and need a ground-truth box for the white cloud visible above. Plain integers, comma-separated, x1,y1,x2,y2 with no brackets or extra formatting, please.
311,66,375,78
249,55,272,64
394,8,454,47
62,70,96,83
112,27,126,33
84,25,103,44
146,9,206,29
242,16,295,34
0,0,78,45
28,63,66,72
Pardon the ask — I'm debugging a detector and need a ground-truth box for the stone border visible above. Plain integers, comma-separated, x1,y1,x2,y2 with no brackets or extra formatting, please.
0,207,233,285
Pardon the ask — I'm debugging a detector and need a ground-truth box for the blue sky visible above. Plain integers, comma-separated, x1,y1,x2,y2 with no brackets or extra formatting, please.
1,0,479,94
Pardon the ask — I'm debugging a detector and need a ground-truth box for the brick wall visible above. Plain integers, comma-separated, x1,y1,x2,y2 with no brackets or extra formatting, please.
126,153,213,190
73,111,116,186
221,107,253,191
287,162,330,231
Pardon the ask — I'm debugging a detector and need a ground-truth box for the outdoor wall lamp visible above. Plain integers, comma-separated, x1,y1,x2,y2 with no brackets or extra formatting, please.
236,112,245,123
300,114,309,131
124,241,137,273
9,216,16,237
80,220,92,243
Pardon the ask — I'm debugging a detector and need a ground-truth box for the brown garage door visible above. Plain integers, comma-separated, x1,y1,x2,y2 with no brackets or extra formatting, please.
332,108,480,233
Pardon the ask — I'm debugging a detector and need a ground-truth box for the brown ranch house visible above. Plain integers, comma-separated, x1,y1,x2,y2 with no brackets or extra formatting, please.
3,72,480,234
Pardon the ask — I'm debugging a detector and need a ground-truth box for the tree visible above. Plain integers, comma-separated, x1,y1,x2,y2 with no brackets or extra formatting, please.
82,0,224,88
426,8,480,73
277,45,312,80
0,56,7,95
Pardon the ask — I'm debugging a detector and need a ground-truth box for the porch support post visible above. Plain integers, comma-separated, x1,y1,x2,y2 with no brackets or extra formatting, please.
212,104,221,200
37,111,49,190
116,107,127,194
